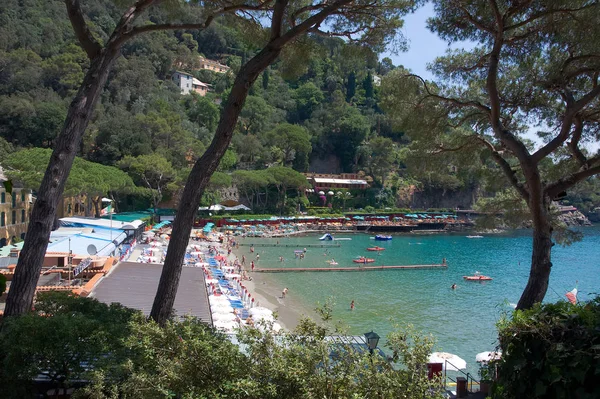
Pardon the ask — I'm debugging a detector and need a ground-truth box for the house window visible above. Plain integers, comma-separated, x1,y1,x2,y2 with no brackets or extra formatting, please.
67,203,72,214
0,212,5,227
21,209,25,223
11,210,16,225
75,203,79,213
12,194,16,207
1,192,4,203
21,192,25,202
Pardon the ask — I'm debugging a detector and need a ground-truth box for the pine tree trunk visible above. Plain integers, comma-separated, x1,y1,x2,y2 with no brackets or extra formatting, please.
3,50,118,317
150,47,281,325
516,202,554,310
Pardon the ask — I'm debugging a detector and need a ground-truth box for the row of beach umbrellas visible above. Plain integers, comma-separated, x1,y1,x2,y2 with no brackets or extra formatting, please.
428,351,502,371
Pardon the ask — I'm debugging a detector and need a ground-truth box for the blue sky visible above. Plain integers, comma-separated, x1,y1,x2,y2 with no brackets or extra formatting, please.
387,2,452,80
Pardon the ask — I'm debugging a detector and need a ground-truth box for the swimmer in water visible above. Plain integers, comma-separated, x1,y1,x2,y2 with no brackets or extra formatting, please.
451,283,457,290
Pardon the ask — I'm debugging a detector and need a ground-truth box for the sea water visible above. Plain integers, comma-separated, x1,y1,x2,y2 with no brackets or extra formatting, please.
243,227,600,376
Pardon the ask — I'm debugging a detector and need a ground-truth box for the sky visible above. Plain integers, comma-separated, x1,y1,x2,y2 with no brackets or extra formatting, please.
387,2,454,81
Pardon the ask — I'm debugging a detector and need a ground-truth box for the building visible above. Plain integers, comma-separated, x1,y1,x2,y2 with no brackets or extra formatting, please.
172,71,211,96
198,57,230,73
373,75,382,86
304,173,369,190
0,167,33,247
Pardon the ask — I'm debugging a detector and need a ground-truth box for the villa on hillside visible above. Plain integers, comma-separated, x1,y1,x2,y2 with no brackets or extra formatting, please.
0,167,32,247
172,71,211,96
198,57,230,73
304,173,369,191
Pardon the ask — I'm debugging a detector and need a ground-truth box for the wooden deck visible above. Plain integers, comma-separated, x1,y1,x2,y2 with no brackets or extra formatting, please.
239,243,341,248
254,263,447,273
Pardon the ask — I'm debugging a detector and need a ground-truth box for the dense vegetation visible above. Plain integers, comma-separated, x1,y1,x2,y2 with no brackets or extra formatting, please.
0,292,443,398
495,299,600,398
0,0,519,215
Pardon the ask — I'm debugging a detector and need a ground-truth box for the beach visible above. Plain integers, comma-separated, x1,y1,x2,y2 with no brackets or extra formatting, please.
230,239,318,330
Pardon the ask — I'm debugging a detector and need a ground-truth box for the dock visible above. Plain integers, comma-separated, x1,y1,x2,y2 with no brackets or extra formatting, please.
254,263,447,273
239,243,341,248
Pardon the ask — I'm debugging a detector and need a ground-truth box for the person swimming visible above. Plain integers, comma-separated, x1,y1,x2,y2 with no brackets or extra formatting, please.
451,283,457,290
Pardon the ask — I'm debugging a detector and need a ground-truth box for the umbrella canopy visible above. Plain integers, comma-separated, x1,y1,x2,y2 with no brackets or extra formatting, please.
212,312,237,322
428,352,467,371
209,296,230,304
210,303,234,313
213,320,239,331
476,351,502,363
249,307,273,316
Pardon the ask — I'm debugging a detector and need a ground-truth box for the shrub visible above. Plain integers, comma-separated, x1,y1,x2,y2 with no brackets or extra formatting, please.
494,298,600,398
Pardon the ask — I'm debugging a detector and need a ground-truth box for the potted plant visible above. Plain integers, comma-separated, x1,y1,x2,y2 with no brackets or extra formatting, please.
479,363,493,395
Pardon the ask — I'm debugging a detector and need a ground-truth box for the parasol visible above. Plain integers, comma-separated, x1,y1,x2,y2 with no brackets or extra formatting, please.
428,352,467,371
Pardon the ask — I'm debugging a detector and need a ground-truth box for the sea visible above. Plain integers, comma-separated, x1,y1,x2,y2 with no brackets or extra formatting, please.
240,226,600,376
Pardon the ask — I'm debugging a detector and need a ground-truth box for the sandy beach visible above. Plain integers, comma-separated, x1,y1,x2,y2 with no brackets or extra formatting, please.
230,240,317,331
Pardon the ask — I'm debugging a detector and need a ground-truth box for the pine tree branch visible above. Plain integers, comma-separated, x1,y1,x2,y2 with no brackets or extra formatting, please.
64,0,103,59
567,116,587,166
532,85,600,163
473,135,530,201
546,162,600,200
407,74,491,113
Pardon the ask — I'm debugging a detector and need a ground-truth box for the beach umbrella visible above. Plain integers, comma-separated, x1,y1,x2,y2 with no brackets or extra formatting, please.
212,312,237,322
209,296,230,304
428,352,467,371
225,273,241,279
253,314,275,322
318,191,325,195
476,351,502,363
211,303,234,313
213,320,239,331
272,322,282,332
205,278,219,285
249,307,273,316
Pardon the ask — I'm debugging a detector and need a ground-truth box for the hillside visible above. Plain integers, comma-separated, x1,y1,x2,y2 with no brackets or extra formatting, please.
0,0,598,216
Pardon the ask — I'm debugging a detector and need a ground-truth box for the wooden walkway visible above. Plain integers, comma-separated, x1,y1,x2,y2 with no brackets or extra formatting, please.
239,243,341,248
254,263,447,273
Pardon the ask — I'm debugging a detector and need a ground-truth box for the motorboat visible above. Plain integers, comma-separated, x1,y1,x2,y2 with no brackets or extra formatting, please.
367,246,386,251
374,235,392,241
466,235,484,238
463,272,492,281
353,256,375,264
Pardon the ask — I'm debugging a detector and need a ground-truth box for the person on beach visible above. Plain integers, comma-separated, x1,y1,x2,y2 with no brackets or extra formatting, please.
251,261,255,271
282,287,288,298
256,254,260,261
350,300,355,310
242,255,246,265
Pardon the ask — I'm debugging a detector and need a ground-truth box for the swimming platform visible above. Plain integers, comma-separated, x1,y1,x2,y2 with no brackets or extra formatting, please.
254,263,448,273
239,243,341,248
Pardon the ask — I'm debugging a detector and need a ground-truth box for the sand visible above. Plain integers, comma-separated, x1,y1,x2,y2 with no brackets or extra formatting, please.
229,241,315,331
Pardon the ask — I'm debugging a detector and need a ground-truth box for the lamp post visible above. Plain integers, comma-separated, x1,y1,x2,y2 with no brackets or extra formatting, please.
364,330,380,355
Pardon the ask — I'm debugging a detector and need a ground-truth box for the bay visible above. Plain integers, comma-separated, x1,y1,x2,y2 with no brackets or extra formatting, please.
242,226,600,376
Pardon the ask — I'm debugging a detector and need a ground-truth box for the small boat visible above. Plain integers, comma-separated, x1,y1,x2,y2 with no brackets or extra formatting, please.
367,246,386,252
463,272,492,281
374,235,392,241
466,235,484,238
327,261,339,265
353,257,375,264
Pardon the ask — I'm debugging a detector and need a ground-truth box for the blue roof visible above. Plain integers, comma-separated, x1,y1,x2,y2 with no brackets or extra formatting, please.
48,230,127,257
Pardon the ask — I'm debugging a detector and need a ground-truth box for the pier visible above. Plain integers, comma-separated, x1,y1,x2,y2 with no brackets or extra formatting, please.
254,263,447,273
239,243,341,248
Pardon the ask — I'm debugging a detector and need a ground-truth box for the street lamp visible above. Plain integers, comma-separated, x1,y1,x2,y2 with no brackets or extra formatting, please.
364,331,380,355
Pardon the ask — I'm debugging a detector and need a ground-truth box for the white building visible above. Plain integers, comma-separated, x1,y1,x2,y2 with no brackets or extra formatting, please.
172,71,210,96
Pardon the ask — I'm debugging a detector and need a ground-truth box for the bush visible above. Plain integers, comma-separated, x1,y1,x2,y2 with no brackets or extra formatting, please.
0,273,6,295
494,298,600,398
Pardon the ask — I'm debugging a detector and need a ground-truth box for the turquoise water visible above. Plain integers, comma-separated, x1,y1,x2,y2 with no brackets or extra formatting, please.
243,227,600,376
